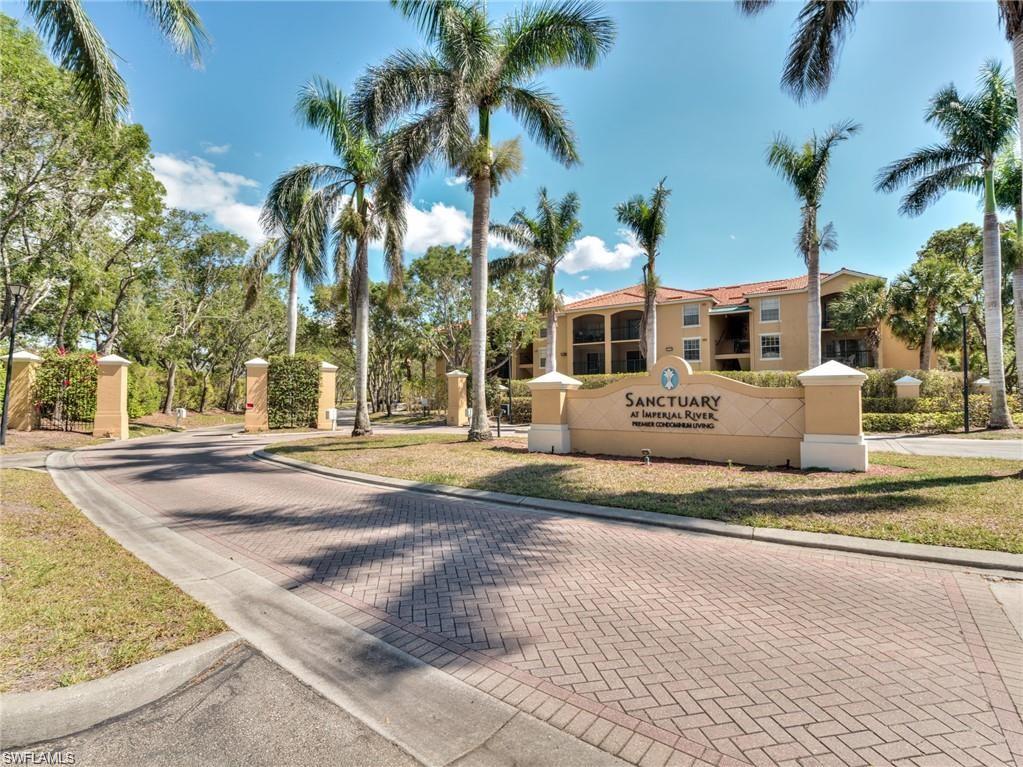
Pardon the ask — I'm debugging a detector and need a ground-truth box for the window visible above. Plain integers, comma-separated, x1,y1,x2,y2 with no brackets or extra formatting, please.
760,334,781,359
683,303,700,327
539,327,547,338
760,297,780,323
539,356,547,369
683,338,701,362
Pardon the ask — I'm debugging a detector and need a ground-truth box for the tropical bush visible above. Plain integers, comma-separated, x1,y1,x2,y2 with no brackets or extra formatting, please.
267,354,320,429
714,370,801,388
127,365,162,418
33,350,98,423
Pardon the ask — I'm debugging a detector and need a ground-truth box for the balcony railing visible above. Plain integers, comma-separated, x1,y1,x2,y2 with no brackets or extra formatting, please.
573,359,605,375
823,350,875,368
611,359,646,374
611,324,641,341
573,329,604,343
714,338,750,356
518,353,533,365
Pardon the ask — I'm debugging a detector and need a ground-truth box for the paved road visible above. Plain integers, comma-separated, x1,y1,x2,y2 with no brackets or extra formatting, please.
19,643,421,767
71,429,1023,767
866,435,1023,461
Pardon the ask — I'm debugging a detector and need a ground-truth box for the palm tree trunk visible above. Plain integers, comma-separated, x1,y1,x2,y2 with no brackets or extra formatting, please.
920,300,936,371
642,265,657,364
352,231,372,436
546,309,557,373
806,210,822,369
982,170,1013,427
162,361,177,415
286,266,299,356
468,166,492,441
1014,207,1023,395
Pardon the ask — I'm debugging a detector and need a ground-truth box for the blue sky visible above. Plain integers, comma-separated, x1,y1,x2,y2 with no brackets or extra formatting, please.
11,1,1011,302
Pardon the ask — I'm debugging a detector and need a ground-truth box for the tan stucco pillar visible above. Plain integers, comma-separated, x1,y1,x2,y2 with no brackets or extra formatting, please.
603,313,612,374
8,350,41,431
93,354,130,440
446,369,468,427
244,358,269,433
797,361,867,471
894,375,921,399
527,371,582,454
317,361,338,430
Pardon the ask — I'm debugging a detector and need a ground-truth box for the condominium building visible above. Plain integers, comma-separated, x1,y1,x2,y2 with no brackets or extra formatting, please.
508,268,924,379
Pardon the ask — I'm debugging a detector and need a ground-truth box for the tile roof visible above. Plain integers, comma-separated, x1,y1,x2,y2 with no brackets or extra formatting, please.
561,272,840,312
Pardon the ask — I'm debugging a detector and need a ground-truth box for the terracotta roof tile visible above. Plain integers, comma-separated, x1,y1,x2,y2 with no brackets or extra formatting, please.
561,272,838,312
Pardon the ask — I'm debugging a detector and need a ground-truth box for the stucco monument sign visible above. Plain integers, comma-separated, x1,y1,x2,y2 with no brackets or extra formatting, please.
527,356,868,471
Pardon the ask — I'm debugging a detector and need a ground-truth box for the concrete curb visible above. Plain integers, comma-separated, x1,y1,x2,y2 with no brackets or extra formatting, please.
1,632,241,749
254,449,1023,574
43,450,625,767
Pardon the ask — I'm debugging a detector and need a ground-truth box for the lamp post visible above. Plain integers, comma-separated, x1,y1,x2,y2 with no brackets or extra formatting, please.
1,283,29,447
958,301,970,435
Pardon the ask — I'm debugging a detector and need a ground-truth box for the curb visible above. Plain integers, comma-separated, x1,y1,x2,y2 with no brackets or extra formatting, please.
0,631,241,749
254,449,1023,574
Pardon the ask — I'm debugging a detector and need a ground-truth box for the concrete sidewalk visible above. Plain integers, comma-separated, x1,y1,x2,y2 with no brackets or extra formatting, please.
866,434,1023,460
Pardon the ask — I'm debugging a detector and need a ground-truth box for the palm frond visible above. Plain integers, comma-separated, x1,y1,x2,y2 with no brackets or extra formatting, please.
489,222,536,252
998,0,1023,39
27,0,128,124
137,0,208,65
875,144,974,194
499,0,616,83
391,0,471,41
818,221,838,252
735,0,774,15
489,138,524,193
437,2,495,83
501,84,578,166
898,162,976,217
782,0,861,103
261,164,350,232
243,237,281,311
353,50,453,134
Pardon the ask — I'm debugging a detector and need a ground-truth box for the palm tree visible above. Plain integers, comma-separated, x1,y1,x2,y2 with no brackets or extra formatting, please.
354,0,615,441
490,189,582,374
614,181,671,363
889,256,973,370
262,78,406,436
766,120,860,368
245,179,328,356
876,62,1016,427
991,154,1023,385
827,277,890,367
26,0,207,124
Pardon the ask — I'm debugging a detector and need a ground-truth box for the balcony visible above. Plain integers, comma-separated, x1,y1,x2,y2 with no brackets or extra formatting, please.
573,329,605,343
714,338,750,357
611,359,646,374
573,360,605,375
823,350,875,368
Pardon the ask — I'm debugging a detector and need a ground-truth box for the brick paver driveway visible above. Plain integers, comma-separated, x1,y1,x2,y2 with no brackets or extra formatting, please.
77,430,1023,767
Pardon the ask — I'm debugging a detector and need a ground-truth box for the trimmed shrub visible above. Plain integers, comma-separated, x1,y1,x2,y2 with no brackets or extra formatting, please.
267,354,320,429
714,370,801,388
576,372,646,390
127,365,162,418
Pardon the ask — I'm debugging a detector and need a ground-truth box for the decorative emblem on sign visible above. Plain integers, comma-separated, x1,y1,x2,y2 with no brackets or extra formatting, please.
661,367,679,391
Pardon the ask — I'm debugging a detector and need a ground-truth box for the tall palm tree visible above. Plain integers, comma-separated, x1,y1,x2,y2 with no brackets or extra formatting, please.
490,189,582,374
877,62,1016,427
26,0,207,124
263,78,406,436
245,179,328,356
827,277,890,367
354,0,615,441
615,181,671,364
766,120,860,368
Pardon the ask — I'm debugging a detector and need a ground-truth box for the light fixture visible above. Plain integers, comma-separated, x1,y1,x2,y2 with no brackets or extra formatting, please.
958,301,970,316
8,283,27,298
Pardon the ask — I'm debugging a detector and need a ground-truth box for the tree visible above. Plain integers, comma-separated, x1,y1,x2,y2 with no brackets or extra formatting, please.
355,0,615,441
889,255,974,370
827,277,890,366
247,177,328,356
490,188,581,373
766,120,860,368
405,245,472,371
985,153,1022,385
876,61,1016,427
264,78,405,436
614,181,671,363
24,0,206,124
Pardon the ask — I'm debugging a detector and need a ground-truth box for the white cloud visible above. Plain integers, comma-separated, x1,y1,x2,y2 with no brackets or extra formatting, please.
445,175,468,187
559,229,644,275
202,142,231,155
151,154,264,244
560,288,605,304
402,201,472,254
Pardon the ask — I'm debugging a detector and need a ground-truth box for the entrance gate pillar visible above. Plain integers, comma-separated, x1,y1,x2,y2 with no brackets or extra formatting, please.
446,370,468,427
8,351,41,431
527,370,582,454
317,361,338,430
244,358,269,433
94,354,131,440
798,361,868,471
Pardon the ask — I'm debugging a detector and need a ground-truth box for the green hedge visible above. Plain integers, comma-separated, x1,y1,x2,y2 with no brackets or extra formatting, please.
863,411,1023,433
127,365,162,418
268,354,320,429
714,370,801,388
863,393,1021,416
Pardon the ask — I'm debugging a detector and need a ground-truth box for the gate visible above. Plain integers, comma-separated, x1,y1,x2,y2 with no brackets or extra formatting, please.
33,352,98,434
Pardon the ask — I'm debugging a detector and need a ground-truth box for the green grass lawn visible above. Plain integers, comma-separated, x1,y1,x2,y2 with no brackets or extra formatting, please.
267,433,1023,554
369,411,446,426
0,469,226,692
